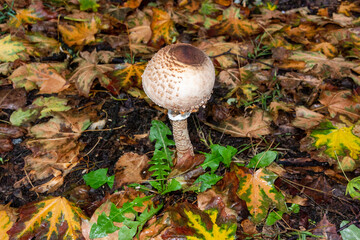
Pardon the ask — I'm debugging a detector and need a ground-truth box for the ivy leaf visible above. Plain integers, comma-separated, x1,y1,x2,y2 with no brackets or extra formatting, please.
201,144,237,172
234,166,287,222
7,197,86,239
247,151,278,168
151,8,178,45
79,0,99,12
83,168,114,189
193,173,223,192
0,35,25,62
311,121,360,160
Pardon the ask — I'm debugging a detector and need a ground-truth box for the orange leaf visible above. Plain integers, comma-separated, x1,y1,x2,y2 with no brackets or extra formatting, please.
151,8,178,45
59,18,99,47
310,42,338,58
8,9,42,28
219,6,260,38
123,0,142,8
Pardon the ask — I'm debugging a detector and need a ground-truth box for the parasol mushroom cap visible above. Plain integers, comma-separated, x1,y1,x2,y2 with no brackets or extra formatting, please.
142,43,215,114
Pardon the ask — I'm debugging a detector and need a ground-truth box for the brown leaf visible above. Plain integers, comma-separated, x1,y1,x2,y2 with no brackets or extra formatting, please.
0,88,26,110
0,139,13,153
0,124,26,139
205,110,272,138
319,90,360,121
114,152,150,188
313,214,341,240
292,106,324,130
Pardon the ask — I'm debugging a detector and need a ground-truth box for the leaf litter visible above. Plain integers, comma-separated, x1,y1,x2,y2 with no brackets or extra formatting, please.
0,0,360,239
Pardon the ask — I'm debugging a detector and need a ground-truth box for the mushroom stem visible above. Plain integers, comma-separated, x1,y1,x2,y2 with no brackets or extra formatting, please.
170,118,194,159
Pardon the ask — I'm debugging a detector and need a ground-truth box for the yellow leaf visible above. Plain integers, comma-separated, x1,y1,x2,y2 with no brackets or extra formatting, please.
8,9,42,28
59,18,99,47
219,6,260,38
113,62,146,90
235,166,287,222
151,8,178,45
0,35,25,62
185,208,236,240
310,42,338,58
123,0,142,8
311,121,360,160
0,204,16,240
338,1,360,16
7,197,86,240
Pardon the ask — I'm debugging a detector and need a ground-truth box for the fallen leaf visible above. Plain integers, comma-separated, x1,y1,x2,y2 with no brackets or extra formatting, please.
292,106,324,130
219,6,260,38
319,90,360,121
0,35,25,62
205,109,272,138
110,62,147,92
0,204,17,240
7,197,86,240
311,121,360,160
8,8,42,28
59,18,99,47
313,214,341,240
0,88,26,110
234,165,287,222
114,152,150,188
70,50,114,96
310,42,338,58
9,62,69,94
150,8,178,45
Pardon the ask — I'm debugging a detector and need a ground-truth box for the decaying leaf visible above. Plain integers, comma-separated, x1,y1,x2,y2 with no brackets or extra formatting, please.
7,197,86,240
70,50,114,96
292,106,324,130
8,8,42,28
59,18,99,47
9,62,69,94
0,35,25,62
311,121,360,160
151,8,178,45
114,152,150,188
0,88,26,110
234,165,287,222
319,90,360,121
310,42,338,58
313,214,341,240
205,110,272,138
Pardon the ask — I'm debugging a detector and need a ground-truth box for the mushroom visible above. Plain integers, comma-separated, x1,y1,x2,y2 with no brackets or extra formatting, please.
142,43,215,160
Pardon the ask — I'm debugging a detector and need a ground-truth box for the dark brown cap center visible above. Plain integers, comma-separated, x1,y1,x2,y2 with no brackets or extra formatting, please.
169,44,206,66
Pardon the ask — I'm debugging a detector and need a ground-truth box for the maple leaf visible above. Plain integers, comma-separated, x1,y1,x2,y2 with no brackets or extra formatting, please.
8,8,42,28
205,110,272,138
25,33,61,56
58,18,99,47
0,35,25,62
111,62,147,91
219,6,260,39
7,197,86,240
70,50,114,96
151,8,178,45
9,62,69,94
235,166,287,222
311,121,360,160
319,90,360,121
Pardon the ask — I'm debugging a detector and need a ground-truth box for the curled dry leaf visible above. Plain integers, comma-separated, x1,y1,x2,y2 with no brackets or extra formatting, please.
114,152,150,188
205,109,272,138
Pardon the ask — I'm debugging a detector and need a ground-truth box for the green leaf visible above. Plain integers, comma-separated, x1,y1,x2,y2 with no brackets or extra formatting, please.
346,176,360,199
340,221,360,240
90,213,119,238
136,203,163,237
161,179,182,195
194,173,223,192
10,108,39,126
265,211,283,226
247,151,278,168
33,96,71,118
199,0,219,15
83,168,114,189
79,0,99,12
201,144,237,172
288,204,300,213
149,120,175,152
118,225,137,240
